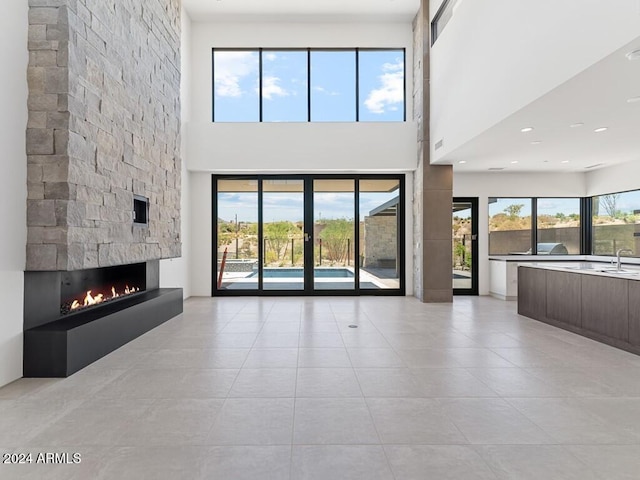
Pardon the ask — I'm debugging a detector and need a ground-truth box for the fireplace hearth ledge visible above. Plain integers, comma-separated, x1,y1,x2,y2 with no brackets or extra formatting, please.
24,288,183,377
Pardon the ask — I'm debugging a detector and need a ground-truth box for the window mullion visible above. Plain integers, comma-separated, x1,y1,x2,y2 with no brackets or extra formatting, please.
355,48,360,122
307,49,311,122
532,198,538,255
259,48,263,122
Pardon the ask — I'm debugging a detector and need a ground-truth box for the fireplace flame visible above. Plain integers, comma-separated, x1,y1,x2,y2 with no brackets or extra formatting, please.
68,285,140,312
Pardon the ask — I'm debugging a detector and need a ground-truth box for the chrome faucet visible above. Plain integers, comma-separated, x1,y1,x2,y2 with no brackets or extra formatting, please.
616,249,633,271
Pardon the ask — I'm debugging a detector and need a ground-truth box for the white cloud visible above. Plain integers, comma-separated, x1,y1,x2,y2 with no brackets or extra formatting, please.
262,76,289,100
214,51,258,98
264,52,278,62
364,59,404,114
313,86,339,96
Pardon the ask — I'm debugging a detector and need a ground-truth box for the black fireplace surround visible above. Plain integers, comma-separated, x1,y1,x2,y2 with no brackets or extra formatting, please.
23,260,182,377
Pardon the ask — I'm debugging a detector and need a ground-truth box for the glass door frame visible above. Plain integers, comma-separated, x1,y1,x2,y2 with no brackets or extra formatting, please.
212,174,406,296
453,197,479,296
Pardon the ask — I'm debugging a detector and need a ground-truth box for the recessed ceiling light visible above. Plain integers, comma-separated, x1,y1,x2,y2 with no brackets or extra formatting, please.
531,141,542,145
511,161,519,164
594,127,608,133
458,160,466,164
520,127,534,133
628,96,640,103
626,49,640,61
561,160,570,164
569,122,584,128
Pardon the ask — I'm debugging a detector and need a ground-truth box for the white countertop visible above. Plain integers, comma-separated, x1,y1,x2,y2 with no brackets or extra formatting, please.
489,255,587,262
518,261,640,280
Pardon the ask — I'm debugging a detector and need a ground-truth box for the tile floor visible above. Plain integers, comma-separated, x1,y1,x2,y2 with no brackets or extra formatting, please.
2,296,640,479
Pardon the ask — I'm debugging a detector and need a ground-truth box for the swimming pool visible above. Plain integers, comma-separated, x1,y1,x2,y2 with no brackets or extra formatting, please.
249,268,354,278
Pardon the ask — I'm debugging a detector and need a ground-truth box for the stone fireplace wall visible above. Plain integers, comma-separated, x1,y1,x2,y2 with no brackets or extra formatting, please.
27,0,181,271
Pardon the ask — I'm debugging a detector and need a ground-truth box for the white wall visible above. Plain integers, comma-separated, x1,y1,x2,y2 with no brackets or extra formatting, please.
428,0,442,20
160,8,192,298
431,0,640,162
453,171,586,294
0,2,28,387
188,122,417,173
188,21,416,172
585,159,640,197
189,173,213,296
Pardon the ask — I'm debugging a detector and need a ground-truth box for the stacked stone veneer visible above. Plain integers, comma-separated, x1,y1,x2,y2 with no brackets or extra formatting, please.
363,215,397,268
412,8,425,297
26,0,181,271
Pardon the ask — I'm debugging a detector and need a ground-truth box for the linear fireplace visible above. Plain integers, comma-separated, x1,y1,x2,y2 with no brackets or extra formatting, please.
60,263,146,315
23,261,182,377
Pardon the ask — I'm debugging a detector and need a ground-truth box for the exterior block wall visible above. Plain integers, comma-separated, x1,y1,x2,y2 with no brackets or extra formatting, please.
26,0,181,271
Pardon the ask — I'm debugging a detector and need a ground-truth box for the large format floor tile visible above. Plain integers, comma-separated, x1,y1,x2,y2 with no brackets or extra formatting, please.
291,445,394,480
200,446,292,480
207,398,294,445
384,445,498,480
293,398,380,445
476,445,600,480
295,368,362,397
366,398,467,444
2,295,639,479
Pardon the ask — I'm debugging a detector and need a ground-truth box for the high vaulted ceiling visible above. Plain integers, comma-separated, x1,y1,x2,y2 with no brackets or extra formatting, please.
182,1,640,175
182,0,420,22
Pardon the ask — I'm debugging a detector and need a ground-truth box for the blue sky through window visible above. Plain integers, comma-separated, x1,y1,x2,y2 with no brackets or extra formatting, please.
263,192,304,223
213,50,259,122
218,192,258,223
594,190,640,215
537,198,580,217
489,198,532,218
262,51,308,122
489,198,583,218
310,51,356,122
359,50,405,122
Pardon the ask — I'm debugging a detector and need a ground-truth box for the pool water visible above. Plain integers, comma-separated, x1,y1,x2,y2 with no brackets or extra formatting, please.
250,268,354,278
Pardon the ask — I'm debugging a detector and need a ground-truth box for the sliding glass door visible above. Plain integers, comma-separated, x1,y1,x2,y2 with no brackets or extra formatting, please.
216,178,259,291
262,179,305,291
313,179,356,291
213,175,404,296
452,197,478,295
360,179,401,290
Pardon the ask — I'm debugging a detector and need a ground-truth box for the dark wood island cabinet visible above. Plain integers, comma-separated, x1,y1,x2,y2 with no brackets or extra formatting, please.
518,264,640,355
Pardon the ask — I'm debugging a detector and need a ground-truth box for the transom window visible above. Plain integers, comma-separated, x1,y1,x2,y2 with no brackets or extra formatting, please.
212,48,406,123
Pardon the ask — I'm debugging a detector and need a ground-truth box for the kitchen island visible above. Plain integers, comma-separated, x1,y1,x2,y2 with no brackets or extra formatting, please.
518,263,640,355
